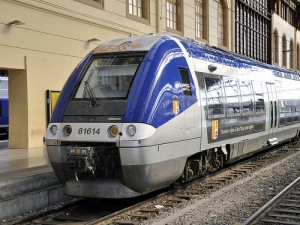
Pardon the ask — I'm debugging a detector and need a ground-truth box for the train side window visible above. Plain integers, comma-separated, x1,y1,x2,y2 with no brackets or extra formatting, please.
252,81,265,113
239,80,254,113
295,100,300,123
279,99,287,126
279,98,300,126
285,100,294,124
223,78,241,115
180,68,192,96
204,77,225,116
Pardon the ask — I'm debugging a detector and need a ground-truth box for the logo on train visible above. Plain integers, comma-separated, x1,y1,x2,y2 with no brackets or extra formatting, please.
211,120,219,140
172,96,179,115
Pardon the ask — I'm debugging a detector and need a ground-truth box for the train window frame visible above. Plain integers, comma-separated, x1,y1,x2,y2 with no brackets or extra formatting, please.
279,92,300,127
223,77,242,116
295,99,300,123
72,53,145,101
239,79,254,115
252,81,266,114
203,75,226,119
179,68,192,96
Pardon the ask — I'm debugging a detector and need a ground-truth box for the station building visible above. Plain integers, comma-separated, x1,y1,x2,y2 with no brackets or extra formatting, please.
0,0,299,149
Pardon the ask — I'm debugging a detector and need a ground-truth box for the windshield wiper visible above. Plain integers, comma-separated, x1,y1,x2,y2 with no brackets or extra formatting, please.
84,81,99,107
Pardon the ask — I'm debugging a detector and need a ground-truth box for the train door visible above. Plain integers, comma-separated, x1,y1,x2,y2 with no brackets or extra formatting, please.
266,83,278,142
194,72,206,139
179,68,195,130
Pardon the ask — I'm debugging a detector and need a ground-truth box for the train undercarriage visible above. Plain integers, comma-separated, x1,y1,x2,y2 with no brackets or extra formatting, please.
179,147,228,183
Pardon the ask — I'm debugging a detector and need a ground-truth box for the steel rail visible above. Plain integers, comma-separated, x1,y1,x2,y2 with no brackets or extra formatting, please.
241,176,300,225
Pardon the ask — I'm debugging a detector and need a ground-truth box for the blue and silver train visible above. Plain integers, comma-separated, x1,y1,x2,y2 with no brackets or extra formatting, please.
0,76,8,139
45,34,300,198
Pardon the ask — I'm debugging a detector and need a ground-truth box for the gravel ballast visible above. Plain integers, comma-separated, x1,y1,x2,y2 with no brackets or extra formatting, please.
142,149,300,225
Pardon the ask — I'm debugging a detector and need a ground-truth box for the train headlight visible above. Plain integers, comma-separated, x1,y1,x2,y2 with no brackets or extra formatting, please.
127,125,136,137
109,125,119,137
63,125,72,136
50,125,58,135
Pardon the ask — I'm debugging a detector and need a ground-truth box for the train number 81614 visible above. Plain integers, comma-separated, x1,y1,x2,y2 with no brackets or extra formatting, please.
78,128,101,135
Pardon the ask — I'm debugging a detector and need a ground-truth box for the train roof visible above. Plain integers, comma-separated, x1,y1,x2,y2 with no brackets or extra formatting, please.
92,33,164,54
92,33,300,81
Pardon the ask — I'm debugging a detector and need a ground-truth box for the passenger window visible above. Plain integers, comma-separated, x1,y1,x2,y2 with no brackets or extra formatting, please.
180,69,192,96
294,100,300,123
239,80,254,113
224,78,241,115
204,77,225,116
279,98,300,126
252,81,265,112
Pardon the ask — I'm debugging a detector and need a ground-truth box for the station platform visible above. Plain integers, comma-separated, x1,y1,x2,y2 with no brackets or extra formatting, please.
0,141,49,173
0,141,72,221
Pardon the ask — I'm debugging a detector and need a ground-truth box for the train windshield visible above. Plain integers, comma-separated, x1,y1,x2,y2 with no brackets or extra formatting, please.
74,55,143,100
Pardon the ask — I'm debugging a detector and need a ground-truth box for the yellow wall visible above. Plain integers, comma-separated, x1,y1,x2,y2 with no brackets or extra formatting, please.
0,0,149,148
272,14,298,70
9,69,28,148
25,56,78,147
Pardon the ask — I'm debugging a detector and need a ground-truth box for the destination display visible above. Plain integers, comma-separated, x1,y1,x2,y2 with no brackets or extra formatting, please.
207,119,266,143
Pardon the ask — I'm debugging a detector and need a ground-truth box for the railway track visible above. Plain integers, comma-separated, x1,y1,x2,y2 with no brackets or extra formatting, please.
9,141,300,225
241,171,300,225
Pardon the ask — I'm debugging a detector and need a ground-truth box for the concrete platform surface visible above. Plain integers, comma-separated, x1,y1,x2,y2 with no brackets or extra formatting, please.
0,141,73,220
0,141,49,173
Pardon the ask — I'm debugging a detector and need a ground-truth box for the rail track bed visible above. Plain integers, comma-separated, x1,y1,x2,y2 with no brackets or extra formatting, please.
7,141,300,225
241,173,300,225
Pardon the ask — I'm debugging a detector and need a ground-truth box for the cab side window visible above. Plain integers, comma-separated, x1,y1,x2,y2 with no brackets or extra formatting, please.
180,68,192,96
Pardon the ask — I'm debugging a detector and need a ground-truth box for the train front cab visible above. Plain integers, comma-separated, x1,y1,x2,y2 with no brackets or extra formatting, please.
46,36,202,198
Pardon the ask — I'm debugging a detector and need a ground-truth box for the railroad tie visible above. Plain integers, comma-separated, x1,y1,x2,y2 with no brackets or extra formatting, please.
174,194,192,200
186,189,203,195
261,218,300,225
114,220,138,225
140,208,163,214
131,213,151,220
273,208,300,214
267,213,300,220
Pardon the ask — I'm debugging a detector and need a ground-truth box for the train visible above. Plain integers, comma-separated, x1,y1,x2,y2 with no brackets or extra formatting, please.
0,76,8,139
45,33,300,198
